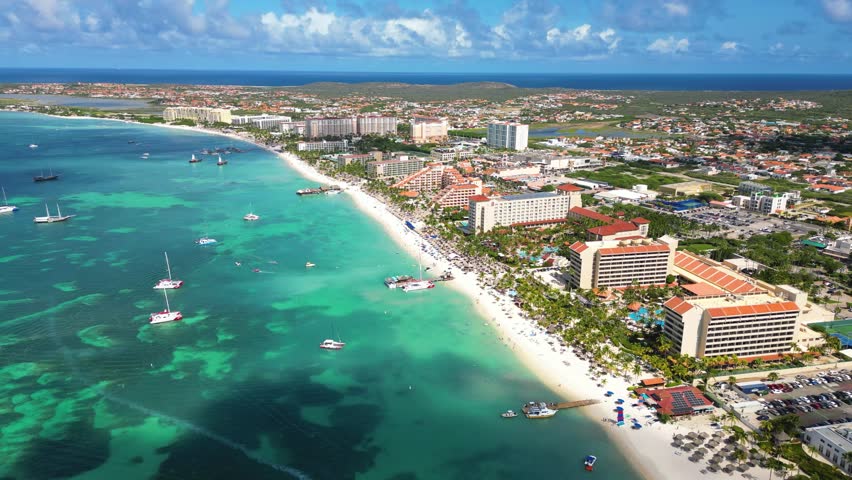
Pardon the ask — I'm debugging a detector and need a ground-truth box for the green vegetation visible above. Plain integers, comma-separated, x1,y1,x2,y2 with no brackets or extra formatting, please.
354,134,431,154
596,203,721,238
170,118,196,127
448,128,486,139
780,443,847,480
566,163,685,191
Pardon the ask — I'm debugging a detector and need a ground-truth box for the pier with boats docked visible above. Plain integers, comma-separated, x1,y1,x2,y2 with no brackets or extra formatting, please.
500,399,602,419
296,185,342,196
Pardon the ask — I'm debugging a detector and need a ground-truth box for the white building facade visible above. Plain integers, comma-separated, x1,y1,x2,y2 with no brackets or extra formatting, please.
486,122,529,151
468,187,581,234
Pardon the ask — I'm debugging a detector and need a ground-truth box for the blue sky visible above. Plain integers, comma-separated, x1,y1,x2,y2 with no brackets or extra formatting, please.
1,0,851,73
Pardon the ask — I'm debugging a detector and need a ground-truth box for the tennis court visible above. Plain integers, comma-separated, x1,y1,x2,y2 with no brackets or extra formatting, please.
813,319,852,348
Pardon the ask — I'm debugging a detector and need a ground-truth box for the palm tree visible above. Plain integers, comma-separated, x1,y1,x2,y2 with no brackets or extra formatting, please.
767,371,780,382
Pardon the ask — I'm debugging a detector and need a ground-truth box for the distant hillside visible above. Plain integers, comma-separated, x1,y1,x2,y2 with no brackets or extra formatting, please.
286,81,564,101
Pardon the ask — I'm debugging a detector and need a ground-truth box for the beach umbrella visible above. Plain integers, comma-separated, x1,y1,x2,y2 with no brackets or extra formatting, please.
699,432,710,439
687,431,699,439
707,440,719,448
737,464,749,472
689,456,700,463
674,434,685,440
725,464,736,472
708,457,720,464
697,448,709,455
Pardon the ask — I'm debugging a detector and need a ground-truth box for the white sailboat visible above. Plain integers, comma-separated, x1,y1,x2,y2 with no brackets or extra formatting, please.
149,288,182,324
33,203,74,223
319,324,345,350
243,204,259,221
402,247,434,292
0,187,18,214
154,252,184,289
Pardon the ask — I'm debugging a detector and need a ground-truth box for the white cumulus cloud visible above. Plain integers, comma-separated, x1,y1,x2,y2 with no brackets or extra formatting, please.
720,41,738,53
821,0,852,23
647,36,689,54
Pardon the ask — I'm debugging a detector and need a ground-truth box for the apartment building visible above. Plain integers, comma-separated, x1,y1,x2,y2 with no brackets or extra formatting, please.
430,147,476,162
305,117,357,138
357,115,398,136
304,116,397,138
367,157,426,180
231,114,292,130
163,107,232,124
803,423,852,474
738,181,773,196
731,191,791,214
296,140,349,152
662,250,817,359
567,236,678,290
486,122,529,151
468,184,582,234
391,163,463,192
411,117,449,143
433,183,483,209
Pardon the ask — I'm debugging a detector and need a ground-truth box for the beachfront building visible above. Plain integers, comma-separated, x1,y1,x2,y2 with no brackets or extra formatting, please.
486,122,529,151
433,183,484,209
357,115,398,136
634,385,714,417
467,184,582,234
392,163,466,192
297,140,350,152
661,251,826,359
803,422,852,474
411,117,449,143
231,114,293,130
566,236,678,290
367,157,426,180
305,117,357,138
163,107,232,124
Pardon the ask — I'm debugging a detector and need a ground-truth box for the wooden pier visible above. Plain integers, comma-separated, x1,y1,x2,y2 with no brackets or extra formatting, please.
521,399,601,414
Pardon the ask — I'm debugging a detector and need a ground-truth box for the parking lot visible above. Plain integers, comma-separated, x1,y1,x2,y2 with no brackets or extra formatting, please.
741,371,852,428
677,208,815,239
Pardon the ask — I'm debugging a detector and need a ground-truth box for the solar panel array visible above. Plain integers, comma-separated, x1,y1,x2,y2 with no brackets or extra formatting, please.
669,390,709,415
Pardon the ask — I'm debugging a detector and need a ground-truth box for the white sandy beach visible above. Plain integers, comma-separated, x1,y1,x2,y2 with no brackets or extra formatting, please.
34,113,774,480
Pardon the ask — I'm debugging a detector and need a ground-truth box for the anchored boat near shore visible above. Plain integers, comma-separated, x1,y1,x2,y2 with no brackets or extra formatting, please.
0,187,18,214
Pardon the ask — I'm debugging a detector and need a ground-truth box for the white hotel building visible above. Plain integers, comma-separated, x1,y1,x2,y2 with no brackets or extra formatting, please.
468,184,582,234
661,251,823,359
163,107,232,124
567,236,678,290
486,122,529,151
803,423,852,474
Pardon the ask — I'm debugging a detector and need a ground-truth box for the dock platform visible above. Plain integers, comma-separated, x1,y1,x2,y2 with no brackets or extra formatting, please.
521,399,601,414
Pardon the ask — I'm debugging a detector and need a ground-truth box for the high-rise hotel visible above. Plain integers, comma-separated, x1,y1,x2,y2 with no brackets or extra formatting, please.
486,122,529,151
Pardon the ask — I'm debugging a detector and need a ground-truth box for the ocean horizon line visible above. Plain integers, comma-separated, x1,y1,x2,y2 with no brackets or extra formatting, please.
0,68,850,91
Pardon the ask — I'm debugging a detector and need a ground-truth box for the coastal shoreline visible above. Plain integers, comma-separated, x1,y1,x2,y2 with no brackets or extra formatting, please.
23,111,771,480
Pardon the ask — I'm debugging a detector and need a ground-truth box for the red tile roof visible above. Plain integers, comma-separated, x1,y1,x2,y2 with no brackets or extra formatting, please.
556,183,583,192
674,251,764,295
569,241,588,253
635,385,713,416
469,195,491,203
682,283,726,297
706,301,799,318
569,206,616,224
631,217,651,224
640,377,665,387
588,221,639,237
664,297,695,316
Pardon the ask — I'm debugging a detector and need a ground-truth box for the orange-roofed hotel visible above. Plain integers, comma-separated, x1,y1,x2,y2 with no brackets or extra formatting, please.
567,236,679,290
662,251,827,359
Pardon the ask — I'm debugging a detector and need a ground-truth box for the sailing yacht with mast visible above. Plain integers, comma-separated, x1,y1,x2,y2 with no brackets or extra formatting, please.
149,288,182,324
216,155,228,166
243,204,259,221
0,187,18,214
33,168,59,182
33,203,74,223
154,252,184,289
319,324,345,350
401,247,435,292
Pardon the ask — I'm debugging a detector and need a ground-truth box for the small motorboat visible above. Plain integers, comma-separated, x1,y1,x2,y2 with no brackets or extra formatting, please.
29,144,38,148
243,213,259,221
235,262,241,267
319,339,345,350
305,262,316,268
217,155,228,166
584,455,597,471
501,410,518,418
189,154,202,163
252,268,261,273
195,237,217,246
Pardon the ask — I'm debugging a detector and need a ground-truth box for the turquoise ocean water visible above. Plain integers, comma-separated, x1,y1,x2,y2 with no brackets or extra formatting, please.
0,112,641,480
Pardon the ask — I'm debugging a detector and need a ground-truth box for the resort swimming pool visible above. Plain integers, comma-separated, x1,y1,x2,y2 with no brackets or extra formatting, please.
628,307,665,326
